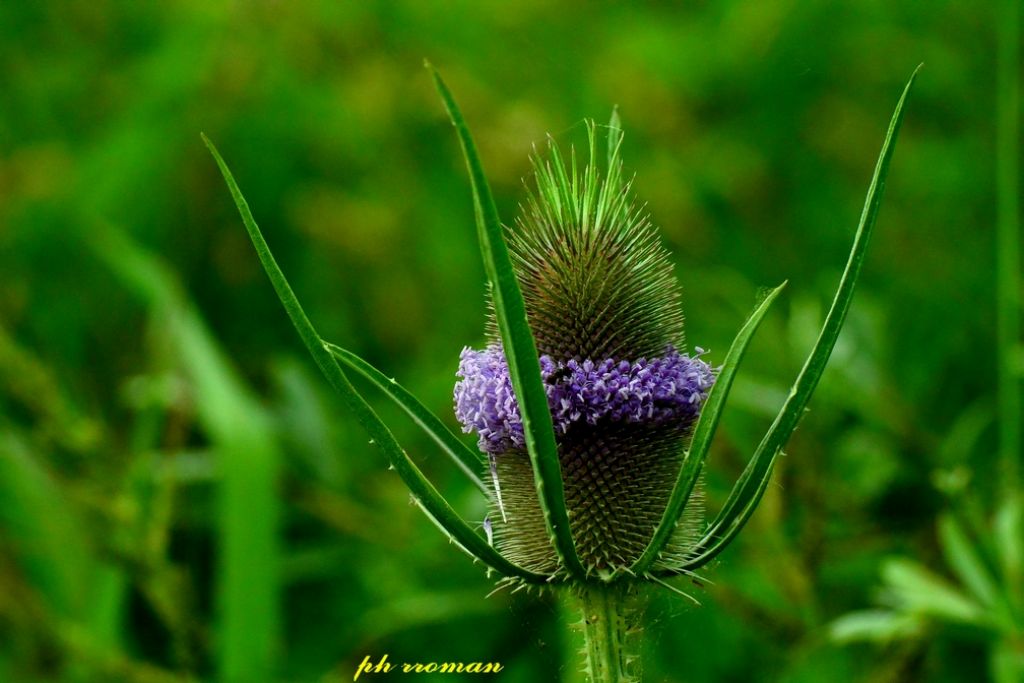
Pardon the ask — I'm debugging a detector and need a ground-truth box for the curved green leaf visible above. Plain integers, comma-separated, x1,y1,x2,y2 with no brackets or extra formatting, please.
828,609,925,644
676,66,920,572
938,514,999,607
324,341,486,493
0,432,93,619
428,64,585,580
203,134,548,585
996,0,1021,494
881,558,990,628
680,448,780,571
994,496,1022,610
632,282,786,575
938,514,1015,629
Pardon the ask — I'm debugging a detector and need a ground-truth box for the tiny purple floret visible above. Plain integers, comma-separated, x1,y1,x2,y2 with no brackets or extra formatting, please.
454,345,715,454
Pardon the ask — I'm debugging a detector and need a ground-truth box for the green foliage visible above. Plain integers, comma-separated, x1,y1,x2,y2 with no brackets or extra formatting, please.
676,68,920,574
204,134,546,586
324,342,486,492
92,223,283,683
429,65,587,580
828,6,1020,682
494,121,693,576
831,499,1024,680
635,282,786,575
0,2,1014,682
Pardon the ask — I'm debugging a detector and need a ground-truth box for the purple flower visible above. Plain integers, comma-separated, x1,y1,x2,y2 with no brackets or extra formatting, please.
454,345,715,454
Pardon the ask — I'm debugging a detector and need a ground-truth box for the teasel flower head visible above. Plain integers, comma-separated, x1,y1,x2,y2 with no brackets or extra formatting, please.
454,125,715,576
208,62,917,683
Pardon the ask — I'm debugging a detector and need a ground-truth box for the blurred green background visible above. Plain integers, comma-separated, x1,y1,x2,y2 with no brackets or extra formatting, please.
0,2,1018,682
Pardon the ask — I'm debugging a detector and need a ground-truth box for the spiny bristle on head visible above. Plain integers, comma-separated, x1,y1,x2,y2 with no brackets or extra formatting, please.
492,122,685,363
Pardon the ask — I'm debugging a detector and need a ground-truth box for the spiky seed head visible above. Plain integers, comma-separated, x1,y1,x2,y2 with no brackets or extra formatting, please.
455,121,713,577
497,124,685,362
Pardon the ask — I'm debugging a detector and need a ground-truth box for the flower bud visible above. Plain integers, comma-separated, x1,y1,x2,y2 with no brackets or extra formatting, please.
455,124,714,575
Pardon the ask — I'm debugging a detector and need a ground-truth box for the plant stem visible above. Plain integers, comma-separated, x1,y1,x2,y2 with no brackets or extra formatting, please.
575,584,643,683
997,0,1021,495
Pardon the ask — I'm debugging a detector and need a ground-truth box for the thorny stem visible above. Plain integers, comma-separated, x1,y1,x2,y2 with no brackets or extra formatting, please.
575,584,643,683
997,0,1021,497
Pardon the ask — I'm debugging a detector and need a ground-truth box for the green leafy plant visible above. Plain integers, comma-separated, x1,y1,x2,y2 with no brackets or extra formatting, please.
830,5,1021,681
204,64,918,682
830,498,1023,681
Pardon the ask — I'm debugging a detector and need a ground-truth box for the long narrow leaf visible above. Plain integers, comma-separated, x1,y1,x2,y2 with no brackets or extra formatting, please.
89,222,282,683
938,514,1014,628
994,496,1022,609
203,135,548,585
427,65,585,579
996,0,1021,494
324,341,486,493
678,67,920,569
681,449,780,570
632,282,786,575
0,433,93,620
828,609,924,643
881,558,991,628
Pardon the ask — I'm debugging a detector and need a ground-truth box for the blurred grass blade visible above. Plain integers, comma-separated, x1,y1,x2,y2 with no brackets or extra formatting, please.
828,609,924,643
203,135,549,585
175,316,280,683
996,0,1021,494
881,558,991,628
88,223,281,683
324,341,486,493
937,515,1007,621
677,67,920,570
992,638,1024,683
0,432,93,620
994,496,1022,610
632,282,786,575
428,64,585,579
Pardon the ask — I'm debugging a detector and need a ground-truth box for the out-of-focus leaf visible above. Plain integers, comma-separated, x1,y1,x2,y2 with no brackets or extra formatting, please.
0,433,93,619
991,638,1024,683
996,0,1022,494
880,558,990,629
937,399,995,467
994,496,1023,610
89,223,282,683
937,514,1010,627
828,609,924,643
